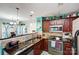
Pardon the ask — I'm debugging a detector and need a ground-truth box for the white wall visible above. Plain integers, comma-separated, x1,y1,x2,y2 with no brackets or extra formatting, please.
72,18,79,37
27,23,36,33
0,22,2,39
73,18,79,55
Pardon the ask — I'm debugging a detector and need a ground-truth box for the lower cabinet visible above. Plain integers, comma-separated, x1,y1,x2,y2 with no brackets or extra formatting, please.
41,40,44,50
33,39,48,55
43,39,48,51
63,42,72,55
33,41,42,55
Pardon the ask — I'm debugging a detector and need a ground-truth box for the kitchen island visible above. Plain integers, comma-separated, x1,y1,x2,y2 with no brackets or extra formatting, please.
0,32,48,55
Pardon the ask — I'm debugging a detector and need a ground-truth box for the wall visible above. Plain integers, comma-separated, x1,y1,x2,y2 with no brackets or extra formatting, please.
36,17,42,32
26,18,36,33
29,23,36,33
73,18,79,55
0,21,2,39
0,41,2,55
72,18,79,37
77,36,79,54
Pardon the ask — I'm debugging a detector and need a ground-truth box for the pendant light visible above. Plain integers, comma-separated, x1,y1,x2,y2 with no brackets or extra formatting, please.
10,16,13,25
58,3,63,19
16,7,19,25
16,7,20,36
29,10,34,21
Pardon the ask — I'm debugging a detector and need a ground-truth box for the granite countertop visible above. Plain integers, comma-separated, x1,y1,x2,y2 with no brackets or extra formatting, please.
4,38,42,55
15,38,42,55
0,32,37,40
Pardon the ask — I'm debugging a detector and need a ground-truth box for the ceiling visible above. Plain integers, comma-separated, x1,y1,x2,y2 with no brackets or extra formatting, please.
0,3,79,23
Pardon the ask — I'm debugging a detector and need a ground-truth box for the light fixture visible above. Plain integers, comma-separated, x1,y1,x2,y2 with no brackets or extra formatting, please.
10,22,14,25
9,16,14,25
57,3,64,16
16,7,20,25
30,11,34,14
30,11,34,17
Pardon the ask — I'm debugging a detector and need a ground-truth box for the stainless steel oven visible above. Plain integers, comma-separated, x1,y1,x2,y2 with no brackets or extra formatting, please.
48,36,63,55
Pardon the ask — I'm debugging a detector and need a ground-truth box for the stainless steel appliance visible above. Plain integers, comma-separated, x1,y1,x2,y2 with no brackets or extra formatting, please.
48,36,63,55
73,30,79,55
72,18,79,55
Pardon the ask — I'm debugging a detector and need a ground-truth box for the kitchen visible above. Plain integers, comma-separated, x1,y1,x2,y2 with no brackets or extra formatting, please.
0,3,79,55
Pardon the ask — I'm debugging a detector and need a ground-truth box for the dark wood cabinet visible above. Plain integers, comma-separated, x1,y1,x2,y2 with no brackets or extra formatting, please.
63,42,72,55
69,19,73,32
33,41,42,55
63,19,72,32
33,39,48,55
43,39,48,51
40,40,44,51
42,20,50,32
63,19,69,32
50,20,64,25
42,19,72,32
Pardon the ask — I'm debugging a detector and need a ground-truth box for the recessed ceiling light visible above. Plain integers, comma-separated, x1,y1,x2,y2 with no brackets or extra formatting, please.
30,11,34,14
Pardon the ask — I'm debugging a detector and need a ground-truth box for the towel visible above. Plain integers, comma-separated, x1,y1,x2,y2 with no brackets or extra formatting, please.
51,41,56,48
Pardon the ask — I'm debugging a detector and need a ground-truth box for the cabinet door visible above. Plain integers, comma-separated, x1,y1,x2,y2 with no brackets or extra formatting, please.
33,43,40,55
39,40,43,53
43,39,48,51
63,42,72,55
63,19,70,32
34,41,42,55
42,20,50,32
69,19,73,32
63,19,73,32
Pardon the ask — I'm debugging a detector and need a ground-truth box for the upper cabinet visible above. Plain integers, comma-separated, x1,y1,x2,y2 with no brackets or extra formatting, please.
49,20,64,32
50,20,64,25
63,19,72,32
42,20,65,32
63,19,69,32
36,16,73,33
42,20,50,32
